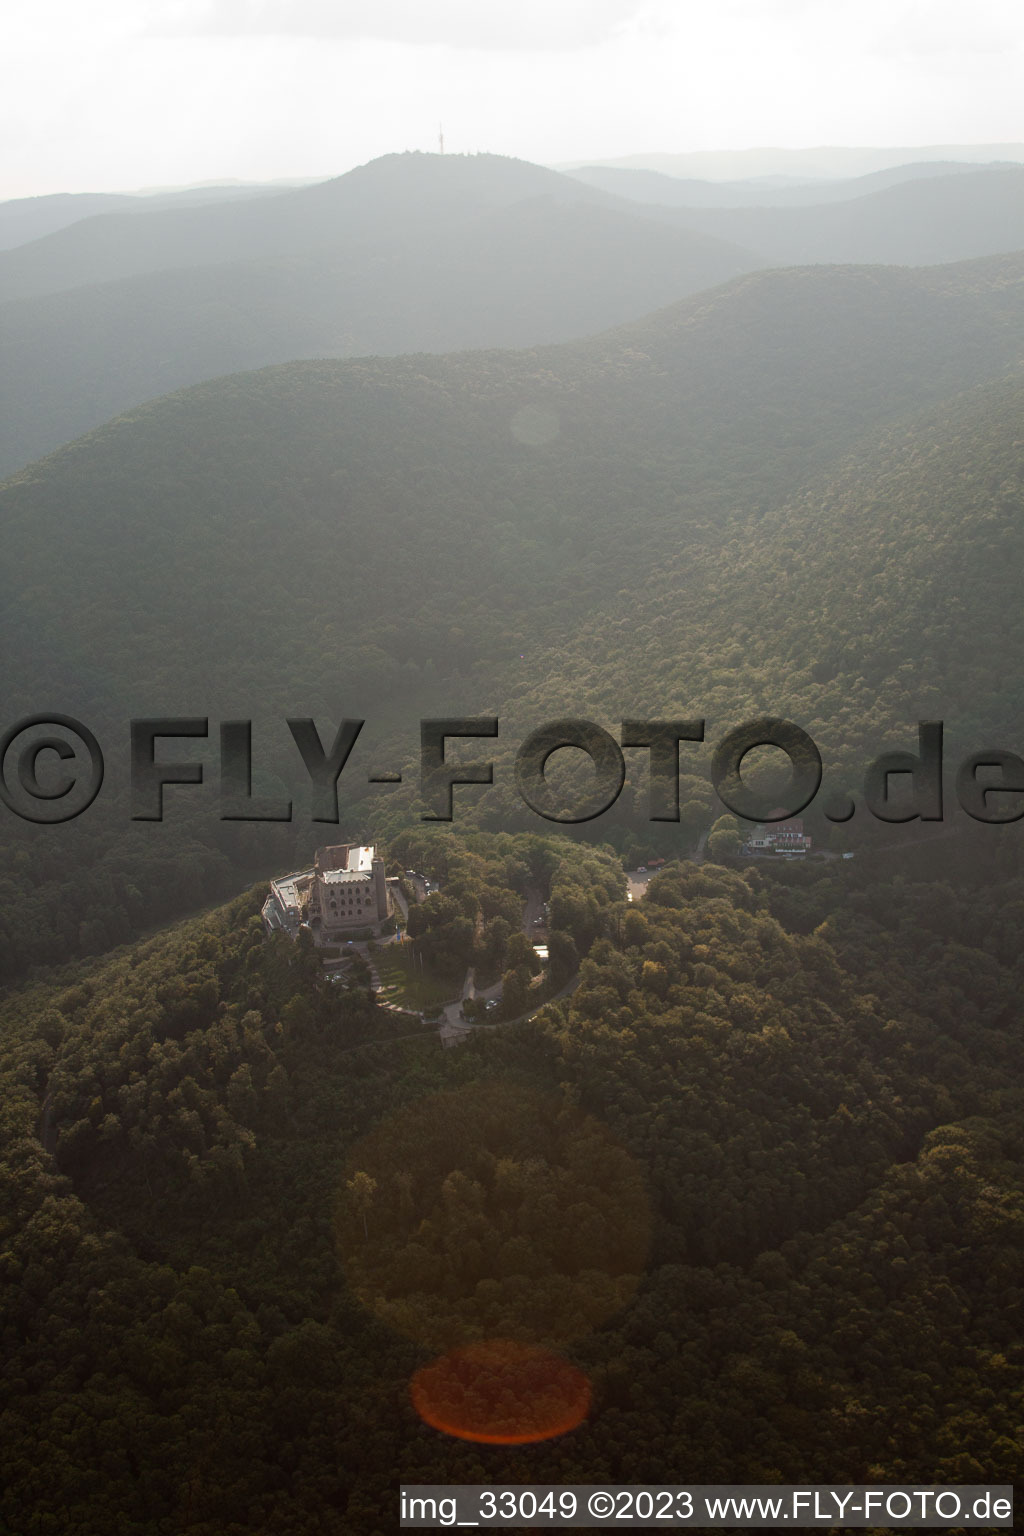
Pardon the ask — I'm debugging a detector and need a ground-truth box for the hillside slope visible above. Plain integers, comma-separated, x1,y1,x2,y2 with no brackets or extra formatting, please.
567,159,1003,209
0,851,1020,1530
579,142,1024,181
5,254,1024,707
502,372,1024,784
663,167,1024,267
2,257,1024,973
0,196,759,477
0,151,696,304
0,181,315,253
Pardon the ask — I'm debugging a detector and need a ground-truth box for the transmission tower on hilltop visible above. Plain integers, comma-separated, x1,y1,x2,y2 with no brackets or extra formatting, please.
438,122,445,155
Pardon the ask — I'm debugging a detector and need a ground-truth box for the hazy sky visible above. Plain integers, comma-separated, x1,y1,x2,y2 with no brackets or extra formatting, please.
4,0,1024,197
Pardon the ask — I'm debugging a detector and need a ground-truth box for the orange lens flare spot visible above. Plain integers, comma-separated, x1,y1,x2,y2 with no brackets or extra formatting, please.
410,1339,591,1444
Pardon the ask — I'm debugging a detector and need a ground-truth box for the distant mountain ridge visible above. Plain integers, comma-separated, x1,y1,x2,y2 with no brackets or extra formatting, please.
657,166,1024,267
4,140,1024,1528
0,189,759,477
563,143,1024,181
0,181,317,253
3,253,1024,972
0,152,658,304
5,253,1024,713
567,159,1014,209
8,150,1024,480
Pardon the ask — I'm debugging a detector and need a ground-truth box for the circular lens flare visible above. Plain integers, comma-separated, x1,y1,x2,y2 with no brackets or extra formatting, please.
411,1339,591,1444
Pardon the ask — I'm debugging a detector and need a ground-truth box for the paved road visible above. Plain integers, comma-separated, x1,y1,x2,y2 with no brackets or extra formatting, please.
439,970,580,1046
437,964,505,1033
523,886,546,935
473,970,581,1031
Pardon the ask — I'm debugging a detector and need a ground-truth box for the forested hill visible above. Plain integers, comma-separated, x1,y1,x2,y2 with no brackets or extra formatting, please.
4,255,1024,714
9,153,1014,308
0,840,1021,1530
0,151,742,304
0,196,758,478
9,152,1024,482
658,166,1024,267
2,255,1024,977
4,146,1024,1528
500,372,1024,777
0,191,135,249
0,181,311,254
567,157,1006,209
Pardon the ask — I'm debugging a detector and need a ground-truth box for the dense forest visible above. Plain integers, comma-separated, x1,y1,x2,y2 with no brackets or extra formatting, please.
6,151,1024,476
3,147,1024,1531
0,175,758,476
1,836,1020,1532
4,253,1024,982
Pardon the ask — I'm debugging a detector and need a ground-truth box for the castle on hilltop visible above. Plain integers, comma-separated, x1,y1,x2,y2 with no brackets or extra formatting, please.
262,844,389,940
